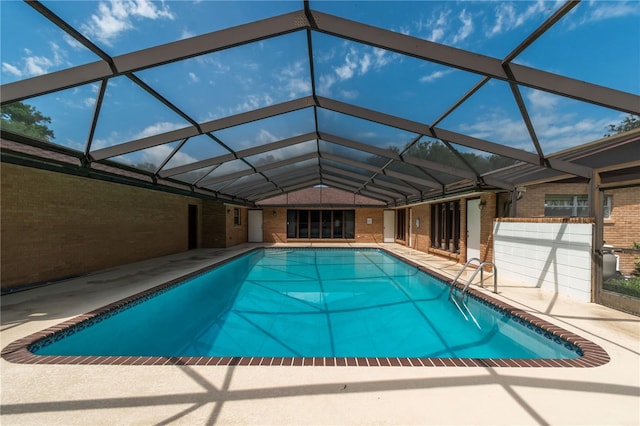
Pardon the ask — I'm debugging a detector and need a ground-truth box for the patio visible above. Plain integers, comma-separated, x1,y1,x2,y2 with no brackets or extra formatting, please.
2,243,638,425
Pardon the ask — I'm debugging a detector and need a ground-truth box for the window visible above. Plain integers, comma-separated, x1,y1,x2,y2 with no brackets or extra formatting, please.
233,208,241,225
544,195,588,217
603,195,613,219
286,210,355,239
544,194,612,218
430,201,460,253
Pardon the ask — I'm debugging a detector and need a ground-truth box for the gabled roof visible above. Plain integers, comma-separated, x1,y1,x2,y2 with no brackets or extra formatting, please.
1,1,639,206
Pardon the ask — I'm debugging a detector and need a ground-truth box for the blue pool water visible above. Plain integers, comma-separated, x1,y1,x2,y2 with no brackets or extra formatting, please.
32,249,580,359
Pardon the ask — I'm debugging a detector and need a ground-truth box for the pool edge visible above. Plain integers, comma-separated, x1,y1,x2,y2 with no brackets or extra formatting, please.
1,246,610,368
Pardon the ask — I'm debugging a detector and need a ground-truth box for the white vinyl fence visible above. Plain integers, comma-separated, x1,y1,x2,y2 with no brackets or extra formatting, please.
493,221,593,302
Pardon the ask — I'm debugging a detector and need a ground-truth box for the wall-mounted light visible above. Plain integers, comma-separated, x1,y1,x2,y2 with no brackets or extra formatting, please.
479,200,486,210
272,210,277,217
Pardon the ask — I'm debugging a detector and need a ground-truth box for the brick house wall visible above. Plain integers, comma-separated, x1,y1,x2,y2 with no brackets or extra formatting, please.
261,207,385,243
406,194,496,266
513,182,640,275
0,163,250,289
201,200,227,248
480,193,497,266
411,204,431,252
513,183,590,217
225,206,248,247
603,186,640,274
1,163,204,289
353,208,385,243
262,207,287,242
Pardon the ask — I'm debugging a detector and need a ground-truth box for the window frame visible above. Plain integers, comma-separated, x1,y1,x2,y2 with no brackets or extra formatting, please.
286,209,355,239
430,201,460,253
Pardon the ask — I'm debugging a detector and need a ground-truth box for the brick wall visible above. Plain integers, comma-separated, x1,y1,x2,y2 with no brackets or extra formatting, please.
354,208,384,243
411,204,431,252
0,163,204,289
226,206,248,247
405,195,495,266
514,182,640,274
603,186,640,274
261,208,384,243
514,183,589,217
480,193,497,266
263,208,287,242
201,200,226,248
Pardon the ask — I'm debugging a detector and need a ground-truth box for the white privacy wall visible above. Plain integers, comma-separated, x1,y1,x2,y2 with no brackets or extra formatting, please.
493,221,593,302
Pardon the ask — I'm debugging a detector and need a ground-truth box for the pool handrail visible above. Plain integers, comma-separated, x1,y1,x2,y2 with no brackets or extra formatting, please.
449,258,498,299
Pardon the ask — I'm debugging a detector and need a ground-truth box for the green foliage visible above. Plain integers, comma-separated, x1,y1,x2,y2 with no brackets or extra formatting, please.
604,115,640,137
134,162,158,172
603,276,640,299
633,242,640,278
405,140,517,174
0,101,55,141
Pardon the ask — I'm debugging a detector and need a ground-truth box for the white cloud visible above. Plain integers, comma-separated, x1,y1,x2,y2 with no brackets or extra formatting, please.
243,61,260,72
256,129,278,144
456,103,620,153
339,89,359,100
458,112,532,150
488,1,546,37
188,72,199,83
489,4,516,36
2,62,21,77
359,53,372,74
81,0,174,46
574,0,640,27
62,35,83,51
142,144,196,168
83,2,133,45
180,29,195,40
276,61,311,98
130,0,174,19
196,56,230,74
420,69,453,84
373,47,391,68
24,55,53,76
451,9,474,45
429,28,445,43
91,121,187,151
285,78,311,99
427,11,450,42
532,113,614,151
517,0,547,27
334,47,386,82
3,41,70,79
318,74,336,95
281,61,305,78
335,49,358,80
134,121,185,139
526,90,560,110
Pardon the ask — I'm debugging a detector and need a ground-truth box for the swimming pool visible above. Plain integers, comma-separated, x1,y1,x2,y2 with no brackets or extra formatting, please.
3,248,609,367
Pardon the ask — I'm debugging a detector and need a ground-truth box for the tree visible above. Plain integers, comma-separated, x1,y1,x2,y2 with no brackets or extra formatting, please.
404,140,517,174
604,115,640,137
0,101,55,141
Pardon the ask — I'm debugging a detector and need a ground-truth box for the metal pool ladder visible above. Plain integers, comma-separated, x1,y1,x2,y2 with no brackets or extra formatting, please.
448,257,498,300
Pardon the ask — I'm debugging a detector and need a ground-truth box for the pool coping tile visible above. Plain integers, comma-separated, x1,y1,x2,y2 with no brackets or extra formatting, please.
1,247,610,368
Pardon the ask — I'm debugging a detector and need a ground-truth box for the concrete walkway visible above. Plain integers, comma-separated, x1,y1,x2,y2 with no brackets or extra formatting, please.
2,243,639,425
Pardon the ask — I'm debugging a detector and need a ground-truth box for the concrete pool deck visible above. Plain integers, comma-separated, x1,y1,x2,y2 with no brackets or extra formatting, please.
1,243,639,425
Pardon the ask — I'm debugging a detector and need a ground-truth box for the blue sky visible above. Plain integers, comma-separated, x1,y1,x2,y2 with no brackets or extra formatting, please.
1,0,639,176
